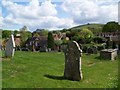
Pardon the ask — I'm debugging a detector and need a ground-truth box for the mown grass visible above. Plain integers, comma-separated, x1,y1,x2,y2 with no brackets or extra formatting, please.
0,51,2,89
2,51,119,88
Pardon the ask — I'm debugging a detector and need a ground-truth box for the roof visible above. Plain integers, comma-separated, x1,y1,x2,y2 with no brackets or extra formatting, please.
25,36,47,44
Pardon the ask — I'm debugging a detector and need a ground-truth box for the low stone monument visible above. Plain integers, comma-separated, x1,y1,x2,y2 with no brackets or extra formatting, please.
64,41,83,81
100,49,117,60
5,34,15,57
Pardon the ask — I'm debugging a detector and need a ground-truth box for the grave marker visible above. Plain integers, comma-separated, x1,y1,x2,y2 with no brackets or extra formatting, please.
5,35,15,57
64,41,83,81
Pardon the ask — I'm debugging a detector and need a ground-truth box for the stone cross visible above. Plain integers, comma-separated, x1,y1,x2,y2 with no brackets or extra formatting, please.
5,34,15,57
64,41,83,81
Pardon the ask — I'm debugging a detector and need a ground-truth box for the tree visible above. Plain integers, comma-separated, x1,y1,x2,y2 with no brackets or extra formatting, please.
20,26,32,47
14,30,19,36
54,40,63,51
62,38,69,44
73,28,94,44
66,31,75,40
40,30,49,36
47,32,54,50
2,30,12,39
93,37,106,44
102,21,119,32
54,40,62,46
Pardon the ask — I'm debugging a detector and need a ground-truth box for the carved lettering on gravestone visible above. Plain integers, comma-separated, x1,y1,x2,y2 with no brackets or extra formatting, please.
5,35,15,57
64,41,83,81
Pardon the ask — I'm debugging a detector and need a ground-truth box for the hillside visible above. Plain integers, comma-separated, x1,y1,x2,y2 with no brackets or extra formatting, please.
68,23,104,34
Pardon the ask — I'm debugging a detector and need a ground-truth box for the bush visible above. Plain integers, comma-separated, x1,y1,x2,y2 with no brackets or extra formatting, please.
82,44,91,53
83,46,88,53
93,37,106,44
97,45,105,51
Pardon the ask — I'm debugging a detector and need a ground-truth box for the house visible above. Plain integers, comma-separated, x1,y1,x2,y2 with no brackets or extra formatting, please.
97,32,120,42
53,32,67,40
25,36,48,52
97,32,120,38
14,34,21,50
97,31,120,50
53,32,69,51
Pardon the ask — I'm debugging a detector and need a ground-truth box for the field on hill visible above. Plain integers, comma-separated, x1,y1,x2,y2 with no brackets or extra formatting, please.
2,51,118,88
69,24,104,34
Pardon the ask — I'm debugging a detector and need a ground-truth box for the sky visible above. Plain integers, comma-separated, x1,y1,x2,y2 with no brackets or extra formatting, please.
0,0,119,31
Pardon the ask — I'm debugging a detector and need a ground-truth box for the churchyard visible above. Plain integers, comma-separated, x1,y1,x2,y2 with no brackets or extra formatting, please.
1,22,120,88
2,51,118,88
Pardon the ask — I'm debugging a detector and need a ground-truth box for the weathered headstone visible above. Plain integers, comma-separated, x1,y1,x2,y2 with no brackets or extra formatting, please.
64,41,83,81
5,35,15,57
87,47,93,54
92,46,97,54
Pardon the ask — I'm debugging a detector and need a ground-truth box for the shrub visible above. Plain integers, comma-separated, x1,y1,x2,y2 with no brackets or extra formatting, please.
97,45,105,51
93,37,106,44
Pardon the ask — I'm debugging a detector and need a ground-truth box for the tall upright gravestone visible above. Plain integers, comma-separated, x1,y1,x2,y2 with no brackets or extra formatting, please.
64,41,83,81
5,34,15,57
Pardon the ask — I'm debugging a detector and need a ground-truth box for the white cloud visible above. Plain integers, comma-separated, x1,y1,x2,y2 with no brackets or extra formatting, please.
118,2,120,25
2,0,74,31
61,0,118,24
1,0,119,31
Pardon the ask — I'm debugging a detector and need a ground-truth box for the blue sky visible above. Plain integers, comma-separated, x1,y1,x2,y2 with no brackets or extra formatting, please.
0,0,119,31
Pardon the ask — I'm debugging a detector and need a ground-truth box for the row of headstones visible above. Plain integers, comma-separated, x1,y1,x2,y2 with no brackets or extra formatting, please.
5,35,83,81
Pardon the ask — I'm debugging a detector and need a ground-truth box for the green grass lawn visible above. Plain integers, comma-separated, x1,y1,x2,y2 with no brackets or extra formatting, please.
2,51,119,88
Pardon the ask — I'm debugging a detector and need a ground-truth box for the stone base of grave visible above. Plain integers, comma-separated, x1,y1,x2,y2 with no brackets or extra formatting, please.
100,49,118,60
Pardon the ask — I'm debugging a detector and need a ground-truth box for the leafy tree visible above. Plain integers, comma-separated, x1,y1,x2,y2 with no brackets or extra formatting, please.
66,31,75,40
47,32,54,50
71,33,81,42
75,28,94,44
102,21,119,32
14,30,19,36
40,30,49,36
20,26,32,47
62,38,69,44
2,30,12,39
61,28,68,33
54,40,63,51
54,40,62,46
93,37,106,44
33,29,48,36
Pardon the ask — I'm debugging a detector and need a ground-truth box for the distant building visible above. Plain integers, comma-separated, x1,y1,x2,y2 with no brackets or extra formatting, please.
25,36,48,52
53,32,68,41
14,34,21,46
97,31,120,49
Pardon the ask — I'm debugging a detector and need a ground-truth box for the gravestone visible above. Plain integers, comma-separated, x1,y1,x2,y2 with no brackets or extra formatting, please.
92,46,97,54
64,41,83,81
5,34,15,57
87,47,93,54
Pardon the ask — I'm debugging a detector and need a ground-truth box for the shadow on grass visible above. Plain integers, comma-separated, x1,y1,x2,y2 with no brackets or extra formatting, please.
44,74,66,80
